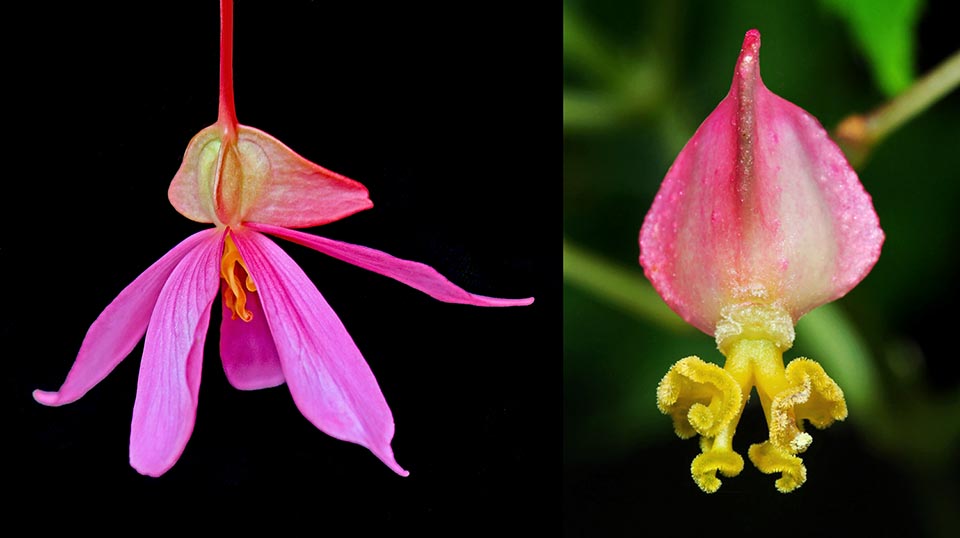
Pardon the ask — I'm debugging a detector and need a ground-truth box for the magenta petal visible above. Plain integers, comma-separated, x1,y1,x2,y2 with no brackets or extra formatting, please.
33,229,220,407
231,228,409,476
639,29,883,335
248,222,534,307
129,231,223,477
219,285,285,390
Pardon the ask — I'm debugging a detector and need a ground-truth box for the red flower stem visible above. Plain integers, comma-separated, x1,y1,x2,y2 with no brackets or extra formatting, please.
218,0,238,140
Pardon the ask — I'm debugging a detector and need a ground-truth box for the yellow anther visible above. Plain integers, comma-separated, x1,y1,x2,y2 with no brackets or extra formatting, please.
221,235,257,322
788,359,848,427
748,441,807,493
657,304,847,493
657,357,742,439
767,358,847,453
691,436,745,493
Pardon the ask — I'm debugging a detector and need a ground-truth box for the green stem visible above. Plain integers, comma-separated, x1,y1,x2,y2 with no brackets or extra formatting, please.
867,49,960,142
837,49,960,165
562,238,690,332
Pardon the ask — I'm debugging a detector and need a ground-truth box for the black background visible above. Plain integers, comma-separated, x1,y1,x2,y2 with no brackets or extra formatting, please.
4,1,554,526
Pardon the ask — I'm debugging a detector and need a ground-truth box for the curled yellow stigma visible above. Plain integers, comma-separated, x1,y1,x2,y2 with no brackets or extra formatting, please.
221,235,257,322
657,304,847,493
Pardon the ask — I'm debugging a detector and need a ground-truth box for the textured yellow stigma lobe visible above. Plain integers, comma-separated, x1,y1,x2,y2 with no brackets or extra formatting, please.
657,305,846,493
221,235,257,322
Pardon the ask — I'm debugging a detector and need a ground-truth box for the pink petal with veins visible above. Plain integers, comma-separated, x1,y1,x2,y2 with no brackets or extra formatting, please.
232,228,409,476
639,29,883,335
33,229,220,407
129,231,223,477
249,222,534,307
219,284,285,391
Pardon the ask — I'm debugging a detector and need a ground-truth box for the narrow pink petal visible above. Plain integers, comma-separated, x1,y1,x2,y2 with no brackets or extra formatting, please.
639,29,883,334
33,229,220,407
129,231,223,477
231,228,409,476
248,222,534,307
219,285,285,391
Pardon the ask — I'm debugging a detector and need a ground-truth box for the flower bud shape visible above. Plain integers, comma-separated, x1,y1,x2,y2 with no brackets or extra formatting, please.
640,29,883,336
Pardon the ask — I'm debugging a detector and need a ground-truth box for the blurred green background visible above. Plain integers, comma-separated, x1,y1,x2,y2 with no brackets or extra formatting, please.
563,0,960,536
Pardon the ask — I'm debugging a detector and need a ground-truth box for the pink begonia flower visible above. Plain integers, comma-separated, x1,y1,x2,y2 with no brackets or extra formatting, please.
639,29,883,493
33,0,532,478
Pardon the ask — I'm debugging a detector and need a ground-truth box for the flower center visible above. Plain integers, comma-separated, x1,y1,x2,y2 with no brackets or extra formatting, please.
656,304,847,493
715,303,795,352
221,235,257,322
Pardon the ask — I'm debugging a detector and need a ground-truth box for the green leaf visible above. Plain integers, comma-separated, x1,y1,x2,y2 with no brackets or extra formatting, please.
821,0,924,96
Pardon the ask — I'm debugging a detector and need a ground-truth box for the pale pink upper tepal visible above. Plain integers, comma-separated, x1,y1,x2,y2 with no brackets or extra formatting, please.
639,29,884,335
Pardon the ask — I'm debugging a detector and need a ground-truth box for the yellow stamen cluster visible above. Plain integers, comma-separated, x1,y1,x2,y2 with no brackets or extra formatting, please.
221,235,257,322
657,304,847,493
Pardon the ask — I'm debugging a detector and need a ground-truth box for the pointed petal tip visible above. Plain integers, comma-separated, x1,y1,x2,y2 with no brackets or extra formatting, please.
375,447,410,477
33,389,62,407
736,29,762,78
472,295,535,307
389,460,411,477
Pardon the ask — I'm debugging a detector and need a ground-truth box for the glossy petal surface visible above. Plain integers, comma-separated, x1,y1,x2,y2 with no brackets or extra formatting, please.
639,30,883,335
232,229,409,476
